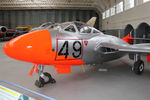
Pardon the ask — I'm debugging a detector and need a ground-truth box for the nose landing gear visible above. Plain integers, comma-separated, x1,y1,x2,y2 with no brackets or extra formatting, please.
35,65,56,88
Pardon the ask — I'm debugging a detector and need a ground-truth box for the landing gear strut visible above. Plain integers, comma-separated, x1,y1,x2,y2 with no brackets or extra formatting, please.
35,65,56,88
132,54,144,75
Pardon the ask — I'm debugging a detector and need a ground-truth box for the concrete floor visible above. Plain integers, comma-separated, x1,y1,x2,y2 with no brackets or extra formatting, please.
0,41,150,100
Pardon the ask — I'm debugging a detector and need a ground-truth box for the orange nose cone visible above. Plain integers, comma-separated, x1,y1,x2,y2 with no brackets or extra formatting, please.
3,29,53,65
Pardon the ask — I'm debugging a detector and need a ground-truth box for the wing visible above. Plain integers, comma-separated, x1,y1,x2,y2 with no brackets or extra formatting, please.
96,42,150,54
130,38,150,40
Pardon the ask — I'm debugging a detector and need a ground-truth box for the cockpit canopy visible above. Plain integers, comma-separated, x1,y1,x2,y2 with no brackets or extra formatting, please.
56,21,103,35
40,22,53,28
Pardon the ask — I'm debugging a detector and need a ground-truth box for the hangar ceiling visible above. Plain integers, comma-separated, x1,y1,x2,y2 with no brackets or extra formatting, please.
0,0,119,12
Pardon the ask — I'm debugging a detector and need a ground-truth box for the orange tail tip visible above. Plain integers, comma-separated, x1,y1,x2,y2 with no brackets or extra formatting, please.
29,64,39,76
147,54,150,63
122,34,133,44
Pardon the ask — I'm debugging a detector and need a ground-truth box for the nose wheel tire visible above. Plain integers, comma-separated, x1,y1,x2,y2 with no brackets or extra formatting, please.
35,80,44,88
133,60,144,75
35,72,56,88
42,72,56,84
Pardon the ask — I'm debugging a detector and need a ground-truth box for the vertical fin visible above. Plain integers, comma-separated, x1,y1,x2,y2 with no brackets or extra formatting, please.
122,34,133,44
86,17,97,27
147,54,150,63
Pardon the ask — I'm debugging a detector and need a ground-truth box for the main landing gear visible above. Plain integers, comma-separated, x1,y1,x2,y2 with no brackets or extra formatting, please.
133,60,144,75
35,65,56,88
131,54,144,75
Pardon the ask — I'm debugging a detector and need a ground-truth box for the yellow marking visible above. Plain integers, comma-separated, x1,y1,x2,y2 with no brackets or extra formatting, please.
0,85,19,97
82,65,85,72
118,30,121,38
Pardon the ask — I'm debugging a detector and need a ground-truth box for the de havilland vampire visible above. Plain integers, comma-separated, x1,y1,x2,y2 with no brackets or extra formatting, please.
3,21,150,88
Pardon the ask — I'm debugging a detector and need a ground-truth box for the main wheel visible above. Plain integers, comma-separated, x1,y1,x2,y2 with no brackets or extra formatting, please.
133,60,144,75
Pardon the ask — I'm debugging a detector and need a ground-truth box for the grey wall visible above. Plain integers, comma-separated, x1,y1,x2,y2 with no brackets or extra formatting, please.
103,2,150,30
0,9,100,29
102,2,150,39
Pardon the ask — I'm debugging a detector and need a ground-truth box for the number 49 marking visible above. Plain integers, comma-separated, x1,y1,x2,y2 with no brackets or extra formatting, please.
58,41,69,58
56,39,83,60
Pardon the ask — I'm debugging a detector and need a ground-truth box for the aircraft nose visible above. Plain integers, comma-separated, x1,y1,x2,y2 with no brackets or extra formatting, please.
3,29,52,64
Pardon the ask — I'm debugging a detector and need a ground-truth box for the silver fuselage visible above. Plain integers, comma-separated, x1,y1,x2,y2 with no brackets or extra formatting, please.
49,29,126,64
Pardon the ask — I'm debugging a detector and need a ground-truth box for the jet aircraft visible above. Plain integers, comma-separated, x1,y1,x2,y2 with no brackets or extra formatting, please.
3,21,150,88
0,26,7,38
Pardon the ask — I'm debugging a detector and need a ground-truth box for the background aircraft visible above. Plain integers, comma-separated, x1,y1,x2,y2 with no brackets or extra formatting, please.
0,26,7,38
3,21,150,88
0,25,21,40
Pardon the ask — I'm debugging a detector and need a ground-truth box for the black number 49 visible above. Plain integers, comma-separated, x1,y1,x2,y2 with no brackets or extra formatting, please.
58,41,82,59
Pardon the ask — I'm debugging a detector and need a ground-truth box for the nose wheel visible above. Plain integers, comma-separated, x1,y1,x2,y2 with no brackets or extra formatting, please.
35,65,56,88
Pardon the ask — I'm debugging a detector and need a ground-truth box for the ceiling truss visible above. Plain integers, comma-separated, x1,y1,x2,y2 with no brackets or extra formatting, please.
0,0,116,13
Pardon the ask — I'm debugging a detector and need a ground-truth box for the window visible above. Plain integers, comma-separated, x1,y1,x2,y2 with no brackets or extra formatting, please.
80,26,92,34
64,25,76,32
110,6,115,16
40,22,52,28
124,0,135,10
106,9,110,18
60,23,70,29
93,29,99,33
102,12,106,19
116,1,123,13
74,22,87,32
143,0,150,3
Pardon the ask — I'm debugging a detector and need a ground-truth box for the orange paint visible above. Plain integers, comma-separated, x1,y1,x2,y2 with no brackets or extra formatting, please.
29,64,38,76
3,29,85,66
122,34,133,44
147,54,150,63
54,65,71,74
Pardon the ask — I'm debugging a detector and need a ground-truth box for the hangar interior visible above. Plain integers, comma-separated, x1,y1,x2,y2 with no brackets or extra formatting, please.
0,0,150,100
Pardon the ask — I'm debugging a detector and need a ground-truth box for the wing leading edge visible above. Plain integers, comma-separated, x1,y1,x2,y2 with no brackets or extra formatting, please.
96,42,150,54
